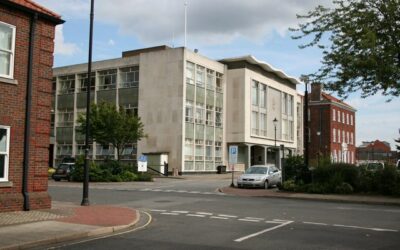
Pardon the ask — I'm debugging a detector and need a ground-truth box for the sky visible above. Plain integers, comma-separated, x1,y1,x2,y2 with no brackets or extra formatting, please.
36,0,400,149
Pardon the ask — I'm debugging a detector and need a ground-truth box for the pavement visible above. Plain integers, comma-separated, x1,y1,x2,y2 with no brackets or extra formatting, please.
0,201,139,250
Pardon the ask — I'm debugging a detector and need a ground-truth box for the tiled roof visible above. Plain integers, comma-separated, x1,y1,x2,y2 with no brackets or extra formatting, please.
321,92,355,110
7,0,61,19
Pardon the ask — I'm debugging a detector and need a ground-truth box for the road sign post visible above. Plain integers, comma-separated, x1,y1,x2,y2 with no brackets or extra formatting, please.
229,146,238,187
138,155,148,172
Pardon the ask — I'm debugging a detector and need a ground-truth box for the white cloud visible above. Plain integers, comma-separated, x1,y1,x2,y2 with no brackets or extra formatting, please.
54,25,80,56
108,39,115,46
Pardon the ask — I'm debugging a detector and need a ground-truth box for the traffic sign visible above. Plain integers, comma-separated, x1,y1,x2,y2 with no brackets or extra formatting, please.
138,154,148,172
229,145,238,164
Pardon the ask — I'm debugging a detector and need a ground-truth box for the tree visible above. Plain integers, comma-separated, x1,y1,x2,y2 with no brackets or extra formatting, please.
77,102,145,161
290,0,400,99
395,129,400,151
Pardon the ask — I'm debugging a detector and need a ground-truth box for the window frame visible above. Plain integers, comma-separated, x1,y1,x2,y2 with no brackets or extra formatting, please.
0,125,10,182
0,22,16,79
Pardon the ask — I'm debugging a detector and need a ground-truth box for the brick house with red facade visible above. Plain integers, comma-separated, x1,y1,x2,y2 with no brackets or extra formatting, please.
308,83,356,165
0,0,63,212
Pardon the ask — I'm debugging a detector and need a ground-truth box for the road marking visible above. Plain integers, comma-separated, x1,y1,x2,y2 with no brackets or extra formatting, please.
265,221,284,224
218,214,238,218
177,190,188,193
171,210,189,214
153,189,162,192
238,219,262,222
210,216,229,220
273,219,291,222
160,212,179,216
234,220,294,242
188,191,200,194
244,217,264,220
303,221,328,226
187,214,206,218
202,192,213,195
333,224,398,232
150,209,167,212
336,206,400,213
196,212,213,216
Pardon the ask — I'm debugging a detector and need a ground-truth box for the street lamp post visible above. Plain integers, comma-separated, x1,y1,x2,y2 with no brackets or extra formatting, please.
81,0,95,206
317,131,321,167
273,118,278,147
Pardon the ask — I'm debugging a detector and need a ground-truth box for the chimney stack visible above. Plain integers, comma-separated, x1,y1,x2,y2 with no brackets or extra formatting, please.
310,83,322,101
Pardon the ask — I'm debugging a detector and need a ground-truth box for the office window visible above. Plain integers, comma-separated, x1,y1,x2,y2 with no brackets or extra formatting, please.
185,138,194,160
57,109,74,126
260,84,266,108
215,141,222,161
96,144,114,159
186,61,195,85
0,126,10,182
338,129,341,143
205,140,213,161
260,113,267,136
195,139,204,160
206,69,214,90
195,103,204,124
333,128,336,143
120,66,139,88
123,104,138,117
252,81,258,106
98,69,117,90
56,144,72,157
346,113,349,125
185,100,194,122
215,107,222,127
196,65,205,87
338,110,341,122
78,73,95,92
75,144,93,157
252,111,258,135
59,75,75,94
332,109,336,121
0,22,15,78
350,115,353,126
342,112,345,124
206,105,214,126
121,144,137,160
216,72,223,93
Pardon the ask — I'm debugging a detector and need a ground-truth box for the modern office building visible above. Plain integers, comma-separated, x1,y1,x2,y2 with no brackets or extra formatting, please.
52,46,302,173
308,83,357,165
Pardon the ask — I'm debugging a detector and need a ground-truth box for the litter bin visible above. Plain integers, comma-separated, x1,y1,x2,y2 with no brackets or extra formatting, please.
217,165,226,174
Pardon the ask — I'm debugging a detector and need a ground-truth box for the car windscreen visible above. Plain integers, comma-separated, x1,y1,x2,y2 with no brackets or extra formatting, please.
58,164,71,170
245,167,267,174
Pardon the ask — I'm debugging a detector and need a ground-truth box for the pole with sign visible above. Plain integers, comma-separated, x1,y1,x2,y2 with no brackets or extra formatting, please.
229,145,238,187
138,155,148,172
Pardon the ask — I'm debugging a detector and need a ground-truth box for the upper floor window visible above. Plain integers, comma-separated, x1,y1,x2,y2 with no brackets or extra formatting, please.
333,128,336,143
346,113,349,125
206,69,214,90
98,69,117,90
59,75,75,94
0,126,10,182
120,66,139,88
342,112,345,124
216,72,223,93
186,61,195,85
332,109,336,121
338,110,341,122
196,65,205,87
260,84,267,108
78,73,95,92
252,81,259,106
0,22,15,79
185,100,194,123
350,114,353,126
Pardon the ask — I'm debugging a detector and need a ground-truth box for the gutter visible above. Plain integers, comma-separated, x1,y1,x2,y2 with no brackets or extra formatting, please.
22,13,38,211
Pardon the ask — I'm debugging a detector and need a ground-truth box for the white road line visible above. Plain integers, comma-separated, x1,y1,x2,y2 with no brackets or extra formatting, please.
202,192,213,195
210,216,229,220
140,188,151,191
196,212,213,215
238,219,262,222
333,224,398,232
186,214,206,218
234,221,294,242
160,212,180,216
188,191,200,193
150,209,167,212
177,190,188,193
171,211,189,214
303,221,328,226
153,189,162,192
245,217,264,220
265,221,284,224
218,214,238,218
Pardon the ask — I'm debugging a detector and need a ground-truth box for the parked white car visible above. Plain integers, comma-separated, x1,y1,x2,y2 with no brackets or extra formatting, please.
237,165,281,189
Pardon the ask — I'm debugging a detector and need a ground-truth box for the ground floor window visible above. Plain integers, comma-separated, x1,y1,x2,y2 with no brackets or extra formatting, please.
0,126,10,182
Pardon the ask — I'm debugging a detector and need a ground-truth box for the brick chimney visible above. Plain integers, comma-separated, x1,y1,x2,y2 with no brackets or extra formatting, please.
310,83,322,101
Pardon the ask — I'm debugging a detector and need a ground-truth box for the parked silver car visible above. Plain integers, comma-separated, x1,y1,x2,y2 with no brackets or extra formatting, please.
237,165,281,189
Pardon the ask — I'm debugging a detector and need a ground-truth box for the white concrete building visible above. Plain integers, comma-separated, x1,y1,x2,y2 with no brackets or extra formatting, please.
51,46,302,173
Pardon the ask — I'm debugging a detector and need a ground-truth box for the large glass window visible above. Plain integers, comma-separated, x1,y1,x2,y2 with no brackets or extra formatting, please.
215,141,222,162
195,103,204,124
58,75,75,94
186,61,195,85
78,73,95,92
98,69,117,90
215,107,222,127
260,84,266,108
260,113,266,136
206,69,214,90
57,109,74,126
121,144,137,160
0,126,10,181
0,22,15,78
205,140,213,161
252,81,258,106
332,108,336,121
216,73,223,93
251,111,258,135
196,65,205,87
195,139,204,160
120,66,139,88
206,105,214,126
56,144,72,157
96,144,114,159
185,100,194,122
185,138,194,160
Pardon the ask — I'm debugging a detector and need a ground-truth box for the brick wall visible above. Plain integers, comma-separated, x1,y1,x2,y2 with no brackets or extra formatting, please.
0,5,56,212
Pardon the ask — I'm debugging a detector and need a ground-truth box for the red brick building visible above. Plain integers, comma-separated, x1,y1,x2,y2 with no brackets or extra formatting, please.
356,140,396,165
0,0,63,212
308,83,356,165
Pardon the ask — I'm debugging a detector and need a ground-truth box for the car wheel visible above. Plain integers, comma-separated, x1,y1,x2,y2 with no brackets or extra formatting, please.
54,178,61,182
264,180,269,189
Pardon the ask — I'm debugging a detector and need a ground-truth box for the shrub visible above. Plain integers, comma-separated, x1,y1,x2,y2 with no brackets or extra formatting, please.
283,155,311,184
135,172,153,182
335,182,354,194
282,179,297,191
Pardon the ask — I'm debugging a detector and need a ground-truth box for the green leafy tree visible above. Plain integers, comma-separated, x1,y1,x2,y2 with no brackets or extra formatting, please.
77,102,145,161
290,0,400,98
395,129,400,151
